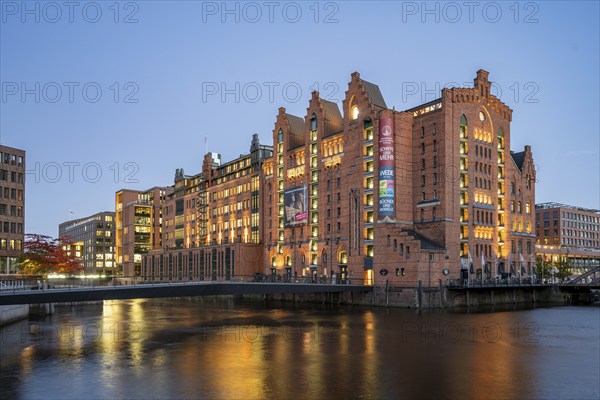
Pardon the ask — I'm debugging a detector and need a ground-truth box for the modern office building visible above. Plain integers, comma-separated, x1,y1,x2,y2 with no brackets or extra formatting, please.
0,145,25,274
58,211,116,275
536,202,600,272
115,187,172,276
140,70,536,287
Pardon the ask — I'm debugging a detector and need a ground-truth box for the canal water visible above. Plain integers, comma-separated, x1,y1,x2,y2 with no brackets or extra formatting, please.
1,299,598,400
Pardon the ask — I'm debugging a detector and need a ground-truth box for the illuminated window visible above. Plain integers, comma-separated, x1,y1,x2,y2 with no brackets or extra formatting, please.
350,96,359,120
460,115,468,139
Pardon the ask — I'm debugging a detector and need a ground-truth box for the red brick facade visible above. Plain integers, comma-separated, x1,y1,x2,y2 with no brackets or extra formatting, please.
264,70,535,286
139,70,536,287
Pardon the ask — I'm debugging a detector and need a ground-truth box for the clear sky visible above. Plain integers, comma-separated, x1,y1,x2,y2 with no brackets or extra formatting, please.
1,0,598,237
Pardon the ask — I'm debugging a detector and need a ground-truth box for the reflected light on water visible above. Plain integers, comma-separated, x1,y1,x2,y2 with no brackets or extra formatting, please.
0,301,597,400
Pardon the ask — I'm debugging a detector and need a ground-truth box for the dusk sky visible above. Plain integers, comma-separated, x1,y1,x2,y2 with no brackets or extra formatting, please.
1,1,598,237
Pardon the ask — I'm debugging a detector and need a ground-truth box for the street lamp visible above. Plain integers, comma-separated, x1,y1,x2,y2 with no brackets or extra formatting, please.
428,253,433,308
293,241,297,282
327,167,334,283
560,244,570,282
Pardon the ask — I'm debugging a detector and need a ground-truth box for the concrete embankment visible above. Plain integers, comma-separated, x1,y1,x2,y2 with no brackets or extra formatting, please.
243,284,571,308
1,301,104,327
0,305,30,327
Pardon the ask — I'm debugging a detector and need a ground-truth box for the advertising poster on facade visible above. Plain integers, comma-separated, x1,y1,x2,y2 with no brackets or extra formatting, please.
378,117,395,216
284,185,308,227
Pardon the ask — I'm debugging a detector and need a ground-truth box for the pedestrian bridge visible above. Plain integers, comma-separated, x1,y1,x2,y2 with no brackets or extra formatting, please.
0,280,372,306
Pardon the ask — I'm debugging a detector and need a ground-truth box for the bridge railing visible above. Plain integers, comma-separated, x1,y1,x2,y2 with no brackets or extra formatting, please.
447,276,549,288
568,266,600,284
0,280,28,291
5,274,367,291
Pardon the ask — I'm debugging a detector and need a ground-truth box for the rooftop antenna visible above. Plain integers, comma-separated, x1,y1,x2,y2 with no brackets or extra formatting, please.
205,136,208,154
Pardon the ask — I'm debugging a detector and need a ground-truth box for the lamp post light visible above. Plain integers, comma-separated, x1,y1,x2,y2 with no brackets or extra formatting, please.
428,253,433,308
293,241,297,282
560,244,570,282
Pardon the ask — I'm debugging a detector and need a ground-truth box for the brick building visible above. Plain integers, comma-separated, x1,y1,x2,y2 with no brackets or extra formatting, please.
264,70,536,286
138,69,536,287
142,135,272,280
162,168,202,251
0,145,25,274
536,202,600,273
115,187,172,276
58,211,116,275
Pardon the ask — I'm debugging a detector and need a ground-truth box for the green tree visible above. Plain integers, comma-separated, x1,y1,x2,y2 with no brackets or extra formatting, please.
535,257,553,282
553,259,573,282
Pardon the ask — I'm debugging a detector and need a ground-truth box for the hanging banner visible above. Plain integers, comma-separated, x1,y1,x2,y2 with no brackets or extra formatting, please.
378,117,394,217
284,185,308,227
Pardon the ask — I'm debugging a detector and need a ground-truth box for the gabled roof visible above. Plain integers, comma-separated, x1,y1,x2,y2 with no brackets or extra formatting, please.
404,229,445,251
510,151,525,172
362,80,387,109
285,113,306,149
321,99,344,136
322,99,342,121
285,114,305,136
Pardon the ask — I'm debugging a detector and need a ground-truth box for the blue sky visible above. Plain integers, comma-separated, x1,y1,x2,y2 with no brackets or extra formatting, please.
1,1,598,237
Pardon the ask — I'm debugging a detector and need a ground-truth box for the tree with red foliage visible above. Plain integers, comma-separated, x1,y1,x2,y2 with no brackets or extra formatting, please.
18,234,85,276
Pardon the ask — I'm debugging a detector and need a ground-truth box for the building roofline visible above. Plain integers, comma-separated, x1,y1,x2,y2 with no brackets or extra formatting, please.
404,98,442,113
535,202,600,213
0,144,26,153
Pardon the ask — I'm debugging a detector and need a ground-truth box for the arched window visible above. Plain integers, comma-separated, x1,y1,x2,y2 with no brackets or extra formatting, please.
350,96,359,120
277,128,283,143
339,251,348,264
310,114,317,131
460,114,468,139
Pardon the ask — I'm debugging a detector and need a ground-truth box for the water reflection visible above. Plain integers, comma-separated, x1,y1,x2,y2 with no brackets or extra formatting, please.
0,300,598,399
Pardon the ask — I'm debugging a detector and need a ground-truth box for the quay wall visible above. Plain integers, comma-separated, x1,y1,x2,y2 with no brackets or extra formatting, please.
243,285,571,308
0,305,29,327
